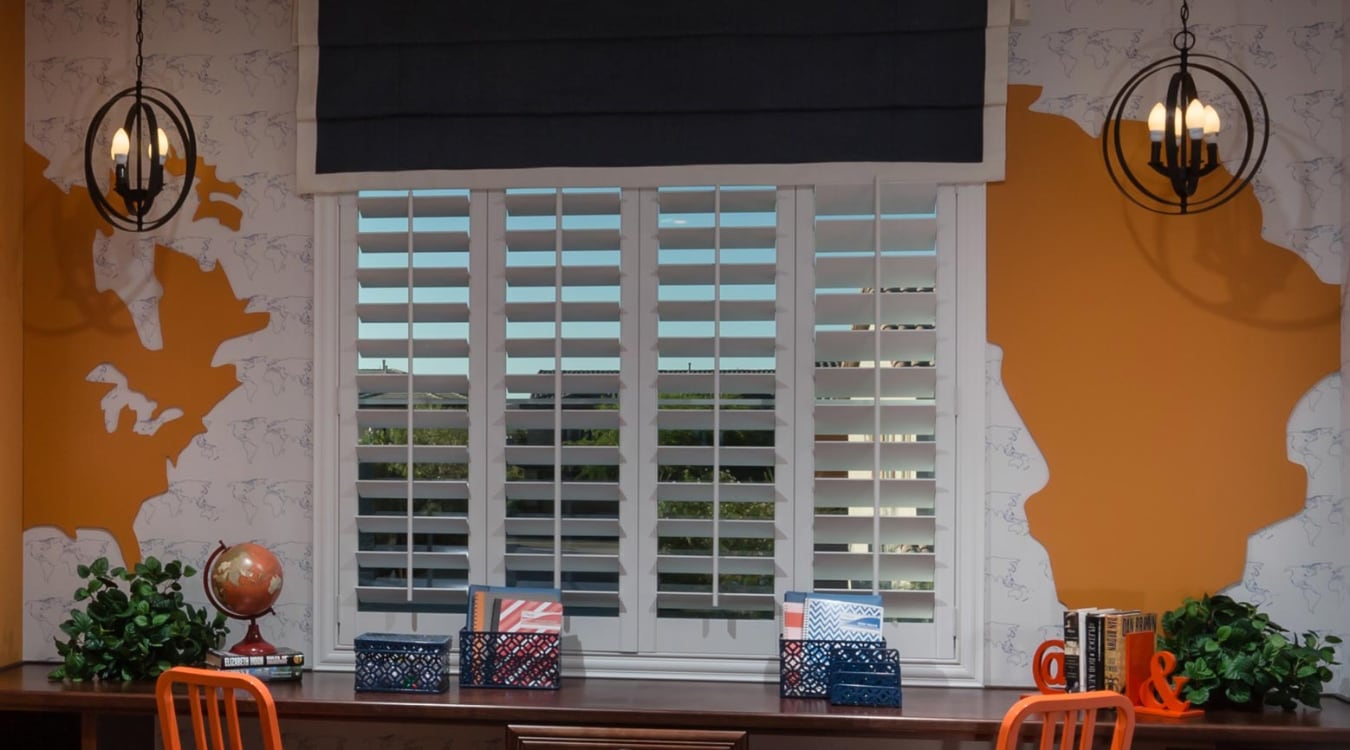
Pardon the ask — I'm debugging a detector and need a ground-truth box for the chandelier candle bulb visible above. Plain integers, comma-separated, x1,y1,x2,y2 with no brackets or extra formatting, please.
1184,99,1205,139
111,128,129,163
1147,104,1166,141
152,128,169,164
1202,106,1220,141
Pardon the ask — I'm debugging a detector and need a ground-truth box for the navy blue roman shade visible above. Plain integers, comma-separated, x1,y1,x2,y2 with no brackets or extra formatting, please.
297,0,1006,189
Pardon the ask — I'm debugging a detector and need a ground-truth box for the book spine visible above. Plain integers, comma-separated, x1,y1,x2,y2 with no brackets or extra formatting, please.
1084,612,1105,692
1102,614,1124,693
263,652,304,667
226,664,303,682
1062,609,1081,693
207,650,304,668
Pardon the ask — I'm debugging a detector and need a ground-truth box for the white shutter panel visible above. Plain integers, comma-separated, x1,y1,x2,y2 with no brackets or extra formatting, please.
811,183,947,637
647,186,788,654
497,189,628,643
353,190,473,614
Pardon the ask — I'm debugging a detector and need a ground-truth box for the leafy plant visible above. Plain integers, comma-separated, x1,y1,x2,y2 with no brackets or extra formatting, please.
1158,593,1341,710
49,556,229,682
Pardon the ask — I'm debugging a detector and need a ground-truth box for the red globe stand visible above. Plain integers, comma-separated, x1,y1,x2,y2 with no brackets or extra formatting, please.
228,614,279,656
204,541,281,656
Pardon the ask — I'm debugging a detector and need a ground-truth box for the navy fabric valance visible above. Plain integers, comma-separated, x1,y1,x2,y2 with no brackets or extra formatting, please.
296,0,1006,190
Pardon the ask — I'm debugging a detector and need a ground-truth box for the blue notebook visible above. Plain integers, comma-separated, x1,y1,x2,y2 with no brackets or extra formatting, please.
802,593,884,642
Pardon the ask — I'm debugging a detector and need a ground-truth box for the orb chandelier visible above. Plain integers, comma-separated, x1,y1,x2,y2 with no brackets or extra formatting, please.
1101,1,1268,215
83,0,197,232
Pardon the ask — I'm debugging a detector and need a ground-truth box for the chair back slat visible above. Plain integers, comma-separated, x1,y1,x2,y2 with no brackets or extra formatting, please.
224,691,246,750
1078,709,1099,750
206,687,225,749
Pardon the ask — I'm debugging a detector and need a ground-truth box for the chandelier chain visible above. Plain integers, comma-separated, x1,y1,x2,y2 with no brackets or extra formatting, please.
1173,1,1195,54
134,0,144,87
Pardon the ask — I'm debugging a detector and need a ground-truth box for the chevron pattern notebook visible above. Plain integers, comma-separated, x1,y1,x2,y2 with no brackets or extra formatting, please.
802,594,884,642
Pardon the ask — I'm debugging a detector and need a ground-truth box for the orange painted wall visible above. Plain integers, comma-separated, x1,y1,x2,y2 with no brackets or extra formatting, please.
21,146,267,567
0,0,25,667
988,86,1340,616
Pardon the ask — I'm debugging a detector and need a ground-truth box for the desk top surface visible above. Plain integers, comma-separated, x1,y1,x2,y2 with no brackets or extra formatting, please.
2,663,1348,745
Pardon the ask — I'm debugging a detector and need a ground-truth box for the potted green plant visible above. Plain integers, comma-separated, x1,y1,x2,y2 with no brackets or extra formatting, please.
1158,593,1342,710
48,556,229,682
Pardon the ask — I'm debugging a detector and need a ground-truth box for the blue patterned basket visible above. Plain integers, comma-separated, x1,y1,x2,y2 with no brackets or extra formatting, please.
780,638,888,698
459,628,561,690
826,645,902,707
354,632,453,693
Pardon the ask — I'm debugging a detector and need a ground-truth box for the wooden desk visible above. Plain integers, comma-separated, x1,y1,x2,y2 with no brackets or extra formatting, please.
1,663,1348,749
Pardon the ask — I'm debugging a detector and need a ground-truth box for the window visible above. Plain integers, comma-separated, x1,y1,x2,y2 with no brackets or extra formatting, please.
314,183,986,683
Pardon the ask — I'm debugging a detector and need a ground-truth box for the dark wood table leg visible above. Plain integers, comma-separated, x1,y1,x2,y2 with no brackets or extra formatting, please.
80,710,96,750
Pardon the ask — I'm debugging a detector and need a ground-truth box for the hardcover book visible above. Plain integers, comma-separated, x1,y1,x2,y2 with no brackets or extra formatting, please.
1102,611,1157,699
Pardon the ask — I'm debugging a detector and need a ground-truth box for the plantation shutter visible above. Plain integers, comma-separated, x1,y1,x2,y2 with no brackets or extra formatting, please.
492,189,632,650
810,183,949,634
334,182,965,666
353,190,474,613
646,186,791,654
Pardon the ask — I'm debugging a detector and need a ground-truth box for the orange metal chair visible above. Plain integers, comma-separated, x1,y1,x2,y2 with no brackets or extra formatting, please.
155,665,284,750
995,690,1135,750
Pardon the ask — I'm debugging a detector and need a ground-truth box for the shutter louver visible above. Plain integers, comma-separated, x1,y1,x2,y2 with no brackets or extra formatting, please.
812,183,939,623
501,189,625,617
354,190,473,612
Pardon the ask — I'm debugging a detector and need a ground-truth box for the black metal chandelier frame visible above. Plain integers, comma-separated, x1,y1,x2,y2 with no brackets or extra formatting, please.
83,0,197,232
1101,1,1269,215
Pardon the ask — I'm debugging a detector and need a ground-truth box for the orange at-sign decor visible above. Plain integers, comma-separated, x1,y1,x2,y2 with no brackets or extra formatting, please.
1032,639,1066,694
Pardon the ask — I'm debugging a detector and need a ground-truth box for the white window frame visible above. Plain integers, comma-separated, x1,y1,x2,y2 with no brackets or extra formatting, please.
312,184,987,686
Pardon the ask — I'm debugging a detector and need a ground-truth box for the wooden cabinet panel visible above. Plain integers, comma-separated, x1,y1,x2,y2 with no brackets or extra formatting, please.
506,724,748,750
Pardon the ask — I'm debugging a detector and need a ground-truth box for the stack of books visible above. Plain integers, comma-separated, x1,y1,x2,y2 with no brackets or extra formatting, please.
203,646,305,682
1061,607,1156,699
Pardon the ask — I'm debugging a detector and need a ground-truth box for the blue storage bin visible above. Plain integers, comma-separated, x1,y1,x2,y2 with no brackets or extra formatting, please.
354,632,453,693
827,645,902,707
779,638,888,698
459,628,561,690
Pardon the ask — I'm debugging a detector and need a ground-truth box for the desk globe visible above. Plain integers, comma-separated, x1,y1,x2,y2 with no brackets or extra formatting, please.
204,541,284,655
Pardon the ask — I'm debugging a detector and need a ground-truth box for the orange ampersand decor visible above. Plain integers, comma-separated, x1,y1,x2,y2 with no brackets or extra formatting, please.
1136,650,1204,718
1032,639,1066,694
